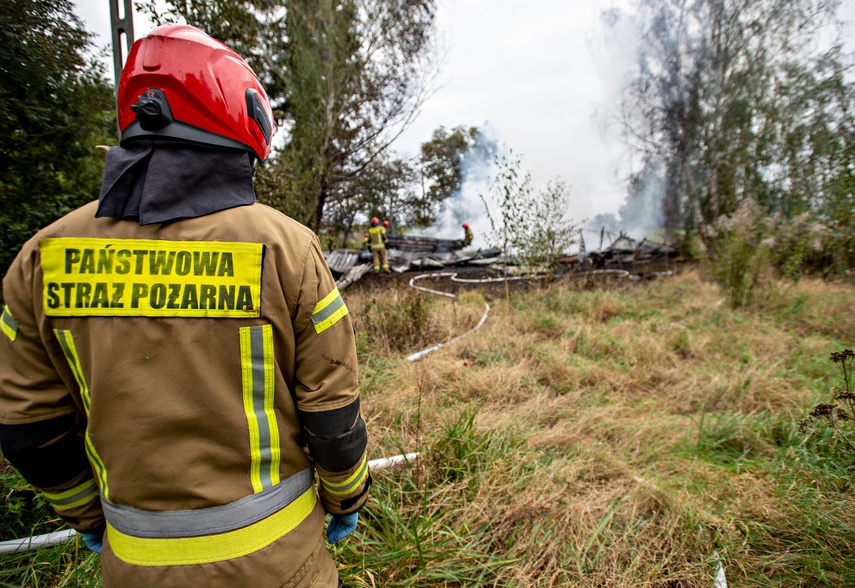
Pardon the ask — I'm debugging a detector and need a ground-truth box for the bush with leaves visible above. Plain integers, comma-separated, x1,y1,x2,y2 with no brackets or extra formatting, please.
799,350,855,459
479,149,577,276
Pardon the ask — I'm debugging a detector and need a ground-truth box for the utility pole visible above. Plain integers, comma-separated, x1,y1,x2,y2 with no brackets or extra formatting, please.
110,0,135,90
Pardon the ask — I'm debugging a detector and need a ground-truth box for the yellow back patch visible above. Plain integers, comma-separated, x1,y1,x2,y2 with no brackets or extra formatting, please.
40,238,263,318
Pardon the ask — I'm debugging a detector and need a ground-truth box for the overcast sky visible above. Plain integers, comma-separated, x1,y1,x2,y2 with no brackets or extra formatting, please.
74,0,855,233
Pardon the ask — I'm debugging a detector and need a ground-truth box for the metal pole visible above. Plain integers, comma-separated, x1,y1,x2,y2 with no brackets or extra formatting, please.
110,0,135,90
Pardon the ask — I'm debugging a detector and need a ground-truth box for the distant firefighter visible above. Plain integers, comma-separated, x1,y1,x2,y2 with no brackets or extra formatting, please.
368,217,390,273
325,226,336,252
462,222,474,247
383,220,390,229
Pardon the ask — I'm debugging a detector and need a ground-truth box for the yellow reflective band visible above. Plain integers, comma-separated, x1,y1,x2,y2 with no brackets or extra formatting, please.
107,486,316,566
320,454,369,496
39,238,263,318
44,478,98,511
85,432,110,502
52,329,109,499
240,325,281,493
311,288,348,334
1,305,18,341
54,329,90,415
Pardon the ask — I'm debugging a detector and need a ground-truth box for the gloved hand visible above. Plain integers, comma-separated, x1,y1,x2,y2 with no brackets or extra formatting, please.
81,530,103,554
326,512,358,544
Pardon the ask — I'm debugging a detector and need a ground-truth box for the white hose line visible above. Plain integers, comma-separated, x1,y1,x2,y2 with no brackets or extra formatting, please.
367,452,419,470
0,529,77,555
3,452,422,555
407,272,495,361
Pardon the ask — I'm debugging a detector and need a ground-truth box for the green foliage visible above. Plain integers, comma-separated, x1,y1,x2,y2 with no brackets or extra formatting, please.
413,125,495,226
709,199,772,308
799,350,855,460
0,463,54,541
612,0,854,270
0,0,114,275
479,150,578,274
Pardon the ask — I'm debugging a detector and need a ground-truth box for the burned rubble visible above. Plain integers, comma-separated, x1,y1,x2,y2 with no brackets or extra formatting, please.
325,231,679,291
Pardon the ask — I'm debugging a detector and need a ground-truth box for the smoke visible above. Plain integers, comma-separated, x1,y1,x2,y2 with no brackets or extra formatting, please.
414,124,501,248
618,166,665,238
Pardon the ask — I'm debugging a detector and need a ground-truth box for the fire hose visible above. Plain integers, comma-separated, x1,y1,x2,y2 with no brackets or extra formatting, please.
405,272,511,361
0,452,420,555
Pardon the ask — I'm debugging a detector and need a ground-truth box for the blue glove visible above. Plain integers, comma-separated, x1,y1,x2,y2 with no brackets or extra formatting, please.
81,530,103,554
326,512,358,544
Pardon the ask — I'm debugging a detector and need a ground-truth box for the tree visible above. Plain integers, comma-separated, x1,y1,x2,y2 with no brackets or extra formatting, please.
140,0,439,231
0,0,114,275
418,126,478,208
322,155,419,246
610,0,853,257
273,0,437,230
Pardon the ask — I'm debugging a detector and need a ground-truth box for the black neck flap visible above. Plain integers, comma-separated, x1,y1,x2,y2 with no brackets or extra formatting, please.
95,141,256,225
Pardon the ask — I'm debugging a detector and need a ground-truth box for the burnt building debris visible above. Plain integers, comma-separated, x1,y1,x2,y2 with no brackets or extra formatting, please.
325,230,679,291
586,233,678,269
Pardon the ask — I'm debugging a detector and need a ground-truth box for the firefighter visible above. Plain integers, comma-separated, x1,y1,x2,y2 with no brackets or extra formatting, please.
325,226,336,252
368,217,390,273
362,232,370,249
0,25,369,588
382,220,390,229
462,222,474,247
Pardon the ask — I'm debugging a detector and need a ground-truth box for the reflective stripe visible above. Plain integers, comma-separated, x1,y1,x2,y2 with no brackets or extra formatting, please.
85,433,110,501
43,477,98,511
320,454,369,496
240,325,281,493
53,329,109,499
1,305,18,341
54,329,91,415
311,288,348,334
368,227,385,249
102,468,313,538
107,485,317,566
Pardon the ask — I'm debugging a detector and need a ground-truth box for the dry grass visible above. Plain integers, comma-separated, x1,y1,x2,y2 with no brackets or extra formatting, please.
338,268,855,586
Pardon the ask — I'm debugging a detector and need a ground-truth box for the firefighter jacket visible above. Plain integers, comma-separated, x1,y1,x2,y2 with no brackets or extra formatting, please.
367,226,387,250
0,198,370,587
463,228,474,247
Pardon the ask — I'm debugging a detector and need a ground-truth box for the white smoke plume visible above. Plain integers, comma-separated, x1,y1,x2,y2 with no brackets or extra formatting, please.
414,124,501,248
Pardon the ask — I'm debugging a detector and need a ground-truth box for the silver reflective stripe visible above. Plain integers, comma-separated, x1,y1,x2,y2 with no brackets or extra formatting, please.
249,326,275,490
47,479,99,510
311,294,345,328
101,468,313,538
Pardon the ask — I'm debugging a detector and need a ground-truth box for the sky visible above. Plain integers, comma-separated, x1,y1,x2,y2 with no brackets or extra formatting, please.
74,0,855,242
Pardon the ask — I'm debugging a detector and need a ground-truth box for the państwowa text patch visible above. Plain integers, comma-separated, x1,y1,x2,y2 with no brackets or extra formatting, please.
40,238,263,318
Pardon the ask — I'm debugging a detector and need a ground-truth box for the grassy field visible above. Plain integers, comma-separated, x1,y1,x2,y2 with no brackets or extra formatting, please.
1,266,853,586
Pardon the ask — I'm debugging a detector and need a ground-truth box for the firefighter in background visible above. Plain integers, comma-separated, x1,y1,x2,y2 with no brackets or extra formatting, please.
325,226,336,252
462,222,474,247
383,220,390,230
368,217,390,273
0,25,369,588
362,232,370,249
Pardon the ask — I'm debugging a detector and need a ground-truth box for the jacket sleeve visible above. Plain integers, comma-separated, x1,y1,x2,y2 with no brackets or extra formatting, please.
292,237,370,515
0,245,104,532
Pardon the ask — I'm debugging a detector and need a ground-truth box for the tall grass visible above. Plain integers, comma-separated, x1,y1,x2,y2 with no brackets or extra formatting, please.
2,269,853,586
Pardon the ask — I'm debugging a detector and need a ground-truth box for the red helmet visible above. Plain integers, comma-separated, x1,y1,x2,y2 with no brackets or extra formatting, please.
462,223,469,229
383,220,390,227
118,24,275,161
326,227,334,233
371,217,380,225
